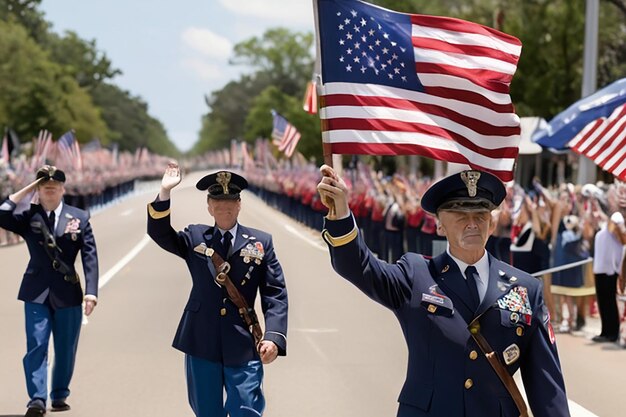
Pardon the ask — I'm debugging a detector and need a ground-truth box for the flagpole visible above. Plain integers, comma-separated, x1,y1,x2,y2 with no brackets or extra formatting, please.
577,0,599,184
312,0,337,217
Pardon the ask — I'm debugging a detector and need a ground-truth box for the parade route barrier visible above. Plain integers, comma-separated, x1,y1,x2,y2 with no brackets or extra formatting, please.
532,258,595,296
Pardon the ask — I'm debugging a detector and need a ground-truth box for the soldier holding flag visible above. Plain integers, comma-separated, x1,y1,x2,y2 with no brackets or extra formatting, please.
318,165,570,417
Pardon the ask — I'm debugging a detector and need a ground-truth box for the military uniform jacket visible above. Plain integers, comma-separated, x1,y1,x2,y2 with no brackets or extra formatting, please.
324,215,570,417
147,199,288,366
0,199,99,308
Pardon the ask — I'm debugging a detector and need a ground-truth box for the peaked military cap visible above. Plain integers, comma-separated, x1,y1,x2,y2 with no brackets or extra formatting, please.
421,170,505,214
36,165,66,183
196,170,248,200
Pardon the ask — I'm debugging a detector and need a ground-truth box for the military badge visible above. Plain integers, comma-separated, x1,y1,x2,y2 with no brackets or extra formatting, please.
216,171,232,194
421,284,454,316
502,343,520,365
193,243,214,257
497,286,532,316
460,170,481,197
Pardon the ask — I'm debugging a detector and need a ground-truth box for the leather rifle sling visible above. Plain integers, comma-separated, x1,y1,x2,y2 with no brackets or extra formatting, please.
209,251,264,347
469,324,529,417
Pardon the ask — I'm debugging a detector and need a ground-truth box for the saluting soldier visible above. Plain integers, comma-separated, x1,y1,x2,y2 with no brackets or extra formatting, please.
147,163,288,417
317,165,569,417
0,165,99,416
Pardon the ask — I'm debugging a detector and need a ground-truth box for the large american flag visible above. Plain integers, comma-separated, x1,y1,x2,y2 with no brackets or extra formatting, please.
568,104,626,181
316,0,522,181
271,110,302,158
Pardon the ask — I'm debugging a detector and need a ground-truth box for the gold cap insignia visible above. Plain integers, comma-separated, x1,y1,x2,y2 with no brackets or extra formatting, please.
460,171,481,197
216,172,232,195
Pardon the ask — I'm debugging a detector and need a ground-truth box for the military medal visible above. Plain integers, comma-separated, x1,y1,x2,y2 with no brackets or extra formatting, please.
240,242,265,264
497,286,532,316
64,217,81,239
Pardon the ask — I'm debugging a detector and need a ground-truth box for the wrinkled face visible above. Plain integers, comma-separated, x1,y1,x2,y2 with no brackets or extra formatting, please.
37,180,64,208
437,210,496,253
207,198,241,230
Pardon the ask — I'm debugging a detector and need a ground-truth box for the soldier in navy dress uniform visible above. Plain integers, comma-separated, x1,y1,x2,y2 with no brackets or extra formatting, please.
147,163,288,417
0,165,99,417
317,165,570,417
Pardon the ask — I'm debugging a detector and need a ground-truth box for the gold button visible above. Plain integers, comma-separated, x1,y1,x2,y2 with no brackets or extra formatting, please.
464,379,473,389
516,326,524,336
220,308,226,316
427,304,437,313
469,350,478,360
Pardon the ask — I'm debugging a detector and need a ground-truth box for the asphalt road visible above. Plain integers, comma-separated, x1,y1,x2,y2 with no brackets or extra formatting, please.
1,172,624,417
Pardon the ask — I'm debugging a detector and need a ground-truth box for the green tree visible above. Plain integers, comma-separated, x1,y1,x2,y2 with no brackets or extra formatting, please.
91,83,179,156
230,28,314,97
44,31,121,90
195,28,316,156
0,0,48,42
0,20,108,143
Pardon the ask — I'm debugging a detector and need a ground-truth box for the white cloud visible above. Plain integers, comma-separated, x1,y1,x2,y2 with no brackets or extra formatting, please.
218,0,313,27
181,27,233,60
181,58,223,80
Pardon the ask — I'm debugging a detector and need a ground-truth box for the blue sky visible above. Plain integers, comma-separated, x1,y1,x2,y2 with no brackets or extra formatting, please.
41,0,315,151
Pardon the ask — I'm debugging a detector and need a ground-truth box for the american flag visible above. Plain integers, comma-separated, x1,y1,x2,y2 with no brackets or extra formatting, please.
57,130,83,171
271,110,302,158
568,104,626,181
315,0,522,182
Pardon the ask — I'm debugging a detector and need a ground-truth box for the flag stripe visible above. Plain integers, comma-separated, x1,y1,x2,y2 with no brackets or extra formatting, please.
328,141,514,181
569,104,626,181
321,82,517,125
409,15,522,52
321,103,520,147
321,130,516,169
323,117,519,158
418,73,512,104
323,88,513,116
413,36,519,67
588,109,626,157
416,62,512,92
595,123,626,170
413,46,517,76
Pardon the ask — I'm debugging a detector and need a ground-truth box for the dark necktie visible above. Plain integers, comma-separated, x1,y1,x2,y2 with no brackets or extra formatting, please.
221,230,233,258
48,211,56,233
464,266,481,312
